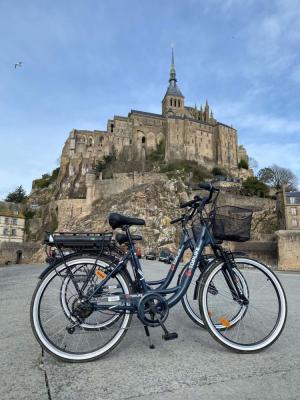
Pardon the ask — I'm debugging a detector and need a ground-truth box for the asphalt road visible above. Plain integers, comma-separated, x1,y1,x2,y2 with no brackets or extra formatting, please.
0,260,300,400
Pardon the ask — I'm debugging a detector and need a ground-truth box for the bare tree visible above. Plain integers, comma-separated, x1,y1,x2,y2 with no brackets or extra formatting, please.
249,157,258,172
257,164,298,191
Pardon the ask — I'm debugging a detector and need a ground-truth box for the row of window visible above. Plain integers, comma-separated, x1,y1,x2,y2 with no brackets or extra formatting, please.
2,228,17,236
1,217,18,225
170,98,181,107
288,197,300,205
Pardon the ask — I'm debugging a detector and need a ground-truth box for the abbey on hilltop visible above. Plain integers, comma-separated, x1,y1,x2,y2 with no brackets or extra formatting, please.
59,50,248,192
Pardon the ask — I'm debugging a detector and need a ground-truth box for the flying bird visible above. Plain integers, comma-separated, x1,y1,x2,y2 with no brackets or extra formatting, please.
14,61,23,68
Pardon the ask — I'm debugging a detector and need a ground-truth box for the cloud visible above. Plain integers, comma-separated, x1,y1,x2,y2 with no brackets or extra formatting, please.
246,142,300,183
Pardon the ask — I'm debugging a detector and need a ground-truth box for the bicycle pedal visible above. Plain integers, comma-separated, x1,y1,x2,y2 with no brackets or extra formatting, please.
162,332,178,341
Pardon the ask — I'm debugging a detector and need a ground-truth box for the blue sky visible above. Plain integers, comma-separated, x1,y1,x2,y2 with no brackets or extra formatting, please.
1,0,300,199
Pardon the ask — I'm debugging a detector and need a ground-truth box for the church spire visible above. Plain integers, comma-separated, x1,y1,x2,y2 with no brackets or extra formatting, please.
169,46,177,83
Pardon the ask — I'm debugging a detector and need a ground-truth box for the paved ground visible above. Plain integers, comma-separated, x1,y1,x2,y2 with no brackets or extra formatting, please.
0,260,299,400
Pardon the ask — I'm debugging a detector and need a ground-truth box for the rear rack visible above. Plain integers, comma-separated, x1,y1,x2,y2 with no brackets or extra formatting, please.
44,231,113,250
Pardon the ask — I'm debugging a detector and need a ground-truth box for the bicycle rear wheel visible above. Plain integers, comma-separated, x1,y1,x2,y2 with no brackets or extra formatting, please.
31,256,132,362
199,257,287,353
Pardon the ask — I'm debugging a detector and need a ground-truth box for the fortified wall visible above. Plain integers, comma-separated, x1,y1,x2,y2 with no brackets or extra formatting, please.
86,171,167,206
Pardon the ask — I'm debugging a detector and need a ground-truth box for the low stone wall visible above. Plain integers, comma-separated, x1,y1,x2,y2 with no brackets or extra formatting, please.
218,192,275,211
229,240,278,267
0,242,40,265
276,230,300,270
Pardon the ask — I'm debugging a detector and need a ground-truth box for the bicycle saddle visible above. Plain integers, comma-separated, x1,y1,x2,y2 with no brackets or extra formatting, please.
108,213,145,229
115,233,143,245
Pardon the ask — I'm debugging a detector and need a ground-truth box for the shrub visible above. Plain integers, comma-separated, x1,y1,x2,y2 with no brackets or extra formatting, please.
160,160,212,183
238,159,249,169
241,177,269,197
148,140,165,161
212,166,227,176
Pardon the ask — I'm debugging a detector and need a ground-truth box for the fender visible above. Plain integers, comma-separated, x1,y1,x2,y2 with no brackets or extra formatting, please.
38,253,120,280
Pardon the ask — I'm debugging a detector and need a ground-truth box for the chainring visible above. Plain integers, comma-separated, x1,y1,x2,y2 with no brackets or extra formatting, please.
137,293,169,327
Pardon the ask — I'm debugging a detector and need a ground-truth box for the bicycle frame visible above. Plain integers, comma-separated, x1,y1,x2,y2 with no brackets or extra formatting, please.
86,221,213,313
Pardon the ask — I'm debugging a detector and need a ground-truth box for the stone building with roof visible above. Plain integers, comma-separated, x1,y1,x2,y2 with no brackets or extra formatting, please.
0,202,25,243
58,50,249,198
277,187,300,230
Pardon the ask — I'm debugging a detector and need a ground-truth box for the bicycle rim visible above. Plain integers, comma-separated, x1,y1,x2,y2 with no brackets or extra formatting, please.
31,258,132,362
200,257,287,352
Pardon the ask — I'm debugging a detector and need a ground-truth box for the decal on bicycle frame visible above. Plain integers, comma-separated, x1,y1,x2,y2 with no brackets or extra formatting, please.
170,244,184,271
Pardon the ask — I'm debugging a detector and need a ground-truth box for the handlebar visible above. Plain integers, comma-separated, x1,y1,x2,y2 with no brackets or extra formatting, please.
179,195,201,209
170,216,185,225
170,183,220,226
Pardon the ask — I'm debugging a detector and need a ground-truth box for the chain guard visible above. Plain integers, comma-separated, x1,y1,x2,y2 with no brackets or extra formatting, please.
137,293,169,327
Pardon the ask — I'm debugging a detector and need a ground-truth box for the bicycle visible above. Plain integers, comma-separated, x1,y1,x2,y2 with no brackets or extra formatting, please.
31,183,287,361
40,196,246,331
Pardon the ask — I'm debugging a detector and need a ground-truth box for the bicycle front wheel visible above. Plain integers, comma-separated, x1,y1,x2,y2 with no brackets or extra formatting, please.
199,257,287,353
181,258,249,329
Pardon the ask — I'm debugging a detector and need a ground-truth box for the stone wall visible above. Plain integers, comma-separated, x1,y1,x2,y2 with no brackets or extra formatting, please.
90,172,168,203
56,199,86,230
217,192,275,211
276,230,300,270
229,240,278,267
0,242,40,265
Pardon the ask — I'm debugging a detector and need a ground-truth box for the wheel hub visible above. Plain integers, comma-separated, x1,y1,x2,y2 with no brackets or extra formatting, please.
71,298,94,319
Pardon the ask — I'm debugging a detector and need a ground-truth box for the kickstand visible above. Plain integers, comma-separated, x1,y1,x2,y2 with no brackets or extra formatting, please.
144,325,155,349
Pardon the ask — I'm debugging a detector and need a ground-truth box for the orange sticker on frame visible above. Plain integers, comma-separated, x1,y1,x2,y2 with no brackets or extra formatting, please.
96,269,107,280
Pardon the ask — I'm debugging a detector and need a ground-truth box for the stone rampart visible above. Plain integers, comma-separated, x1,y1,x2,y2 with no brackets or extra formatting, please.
276,230,300,270
0,242,40,265
93,172,167,202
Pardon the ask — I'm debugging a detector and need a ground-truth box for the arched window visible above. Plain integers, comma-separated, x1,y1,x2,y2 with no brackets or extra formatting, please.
174,99,177,107
88,137,93,147
170,98,173,106
142,137,146,144
178,100,181,107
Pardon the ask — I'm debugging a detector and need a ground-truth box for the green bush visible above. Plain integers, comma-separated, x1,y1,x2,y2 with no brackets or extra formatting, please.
160,160,212,183
241,177,269,197
238,159,249,169
212,166,227,176
24,209,36,219
148,140,165,161
51,167,60,180
34,177,51,189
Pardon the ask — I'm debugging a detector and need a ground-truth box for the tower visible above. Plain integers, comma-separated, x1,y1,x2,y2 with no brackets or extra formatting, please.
162,48,184,116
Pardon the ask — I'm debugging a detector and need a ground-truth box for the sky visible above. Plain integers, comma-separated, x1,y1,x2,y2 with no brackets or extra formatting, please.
0,0,300,199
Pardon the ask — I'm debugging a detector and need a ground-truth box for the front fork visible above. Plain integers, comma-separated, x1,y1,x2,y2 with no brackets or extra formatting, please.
221,252,249,305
